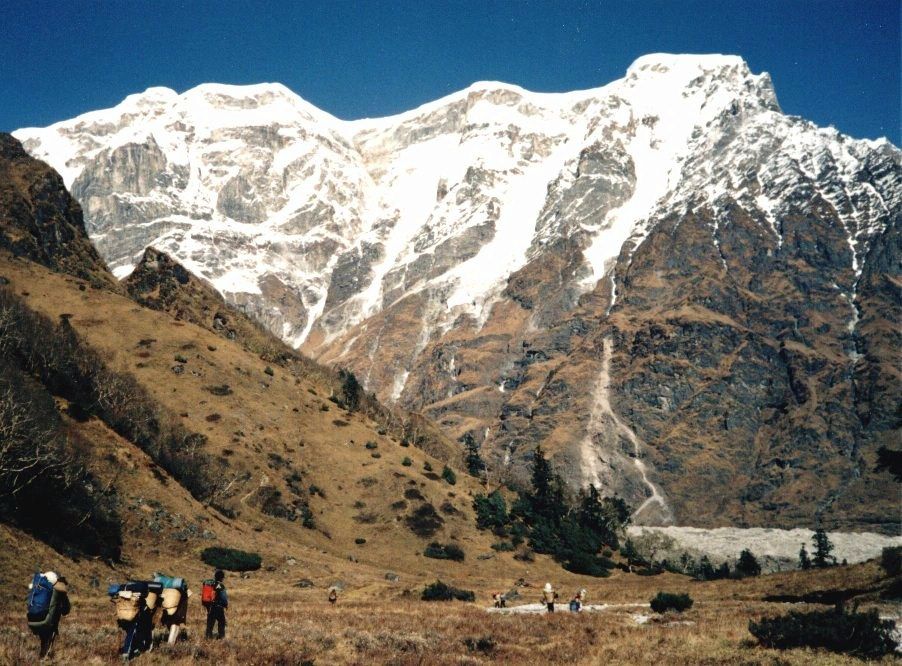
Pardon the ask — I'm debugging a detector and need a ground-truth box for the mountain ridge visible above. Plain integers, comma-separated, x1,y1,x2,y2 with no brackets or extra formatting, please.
12,54,901,531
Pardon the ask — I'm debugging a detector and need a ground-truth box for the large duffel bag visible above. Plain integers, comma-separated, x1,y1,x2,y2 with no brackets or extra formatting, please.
154,573,187,591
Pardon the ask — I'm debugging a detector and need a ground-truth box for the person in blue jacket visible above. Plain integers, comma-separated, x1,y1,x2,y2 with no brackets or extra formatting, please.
205,569,228,639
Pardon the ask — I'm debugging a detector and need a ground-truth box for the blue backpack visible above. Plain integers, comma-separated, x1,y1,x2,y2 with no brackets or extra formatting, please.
26,573,53,621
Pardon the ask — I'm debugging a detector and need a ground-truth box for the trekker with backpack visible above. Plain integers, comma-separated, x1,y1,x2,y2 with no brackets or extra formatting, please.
154,573,190,645
203,570,228,639
26,571,70,659
542,582,558,613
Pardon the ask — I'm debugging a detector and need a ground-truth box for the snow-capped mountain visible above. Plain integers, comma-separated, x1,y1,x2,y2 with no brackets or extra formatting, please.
15,54,901,529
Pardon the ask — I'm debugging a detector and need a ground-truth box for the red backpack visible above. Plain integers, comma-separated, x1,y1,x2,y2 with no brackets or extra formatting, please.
201,579,216,606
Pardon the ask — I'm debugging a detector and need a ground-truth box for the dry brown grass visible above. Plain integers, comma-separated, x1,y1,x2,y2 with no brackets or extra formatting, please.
1,591,894,665
0,560,897,665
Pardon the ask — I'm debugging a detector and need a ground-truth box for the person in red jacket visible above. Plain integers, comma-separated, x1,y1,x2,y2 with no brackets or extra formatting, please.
205,570,228,639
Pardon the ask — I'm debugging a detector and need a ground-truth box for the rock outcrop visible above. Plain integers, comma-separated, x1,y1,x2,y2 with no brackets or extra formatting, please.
0,133,117,288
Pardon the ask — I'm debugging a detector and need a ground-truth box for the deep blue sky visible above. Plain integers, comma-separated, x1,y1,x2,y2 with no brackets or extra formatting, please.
2,0,899,143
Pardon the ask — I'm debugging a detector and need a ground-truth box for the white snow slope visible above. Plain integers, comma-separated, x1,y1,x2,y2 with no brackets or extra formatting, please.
16,54,897,358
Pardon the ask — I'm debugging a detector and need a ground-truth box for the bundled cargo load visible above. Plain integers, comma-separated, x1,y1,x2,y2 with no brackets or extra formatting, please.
114,591,142,623
160,588,182,615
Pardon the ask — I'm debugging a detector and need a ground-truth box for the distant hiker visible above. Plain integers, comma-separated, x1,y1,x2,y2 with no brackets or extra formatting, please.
203,570,228,639
578,588,588,604
569,594,582,612
154,573,190,645
542,583,558,613
492,592,507,608
27,571,70,659
328,587,338,605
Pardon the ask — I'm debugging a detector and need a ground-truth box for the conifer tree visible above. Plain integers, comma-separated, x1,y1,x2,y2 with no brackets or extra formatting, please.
799,543,812,570
812,529,835,568
736,549,762,577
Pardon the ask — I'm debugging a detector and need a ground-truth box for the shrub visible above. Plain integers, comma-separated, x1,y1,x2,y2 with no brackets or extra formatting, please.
563,551,613,577
749,607,897,659
365,441,378,449
405,503,444,538
200,546,262,571
422,580,475,602
881,546,901,577
423,461,433,472
402,456,413,466
264,366,274,376
205,384,233,396
354,537,366,545
174,354,188,363
463,636,495,654
441,465,457,485
650,592,693,613
491,541,515,552
424,542,465,561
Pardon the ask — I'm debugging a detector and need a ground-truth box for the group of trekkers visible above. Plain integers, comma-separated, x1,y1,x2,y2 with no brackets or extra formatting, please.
26,568,228,660
492,582,588,613
30,569,586,659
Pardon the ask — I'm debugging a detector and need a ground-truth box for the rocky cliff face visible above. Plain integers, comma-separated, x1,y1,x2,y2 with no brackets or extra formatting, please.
15,55,900,530
0,133,117,288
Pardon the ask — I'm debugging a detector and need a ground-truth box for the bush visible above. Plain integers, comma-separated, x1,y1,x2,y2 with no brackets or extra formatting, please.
650,592,693,613
354,537,366,545
749,607,897,659
424,542,465,561
491,541,515,552
264,366,274,376
365,441,378,450
201,546,262,572
422,580,475,602
441,465,457,485
881,546,901,577
563,551,613,577
402,456,413,466
405,503,444,538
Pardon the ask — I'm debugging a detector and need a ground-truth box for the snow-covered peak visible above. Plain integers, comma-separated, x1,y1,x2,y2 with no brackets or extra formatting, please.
627,52,750,75
11,54,897,360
